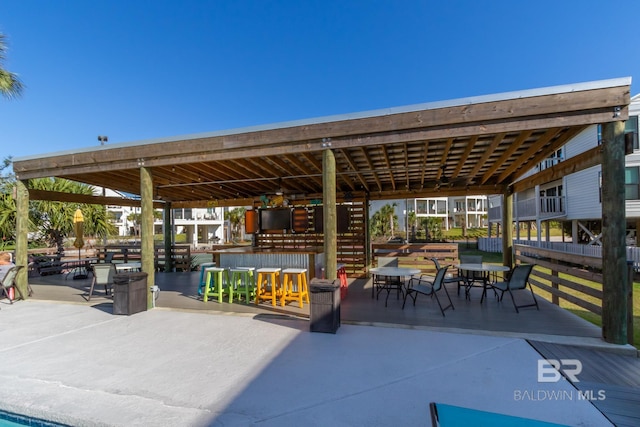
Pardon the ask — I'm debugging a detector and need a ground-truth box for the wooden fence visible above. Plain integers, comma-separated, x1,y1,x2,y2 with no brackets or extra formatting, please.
371,243,459,275
515,244,603,315
514,243,634,344
96,245,192,272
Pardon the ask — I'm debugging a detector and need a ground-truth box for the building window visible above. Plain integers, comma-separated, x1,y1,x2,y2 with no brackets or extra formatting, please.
597,124,603,146
626,167,640,200
598,116,638,149
626,116,639,150
538,148,564,170
416,200,428,214
598,171,602,202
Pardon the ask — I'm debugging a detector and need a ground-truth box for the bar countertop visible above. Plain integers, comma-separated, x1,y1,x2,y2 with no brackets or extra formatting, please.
208,246,324,255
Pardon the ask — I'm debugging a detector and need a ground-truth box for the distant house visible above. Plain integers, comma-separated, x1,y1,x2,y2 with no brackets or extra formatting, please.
488,93,640,245
101,188,227,247
412,196,488,230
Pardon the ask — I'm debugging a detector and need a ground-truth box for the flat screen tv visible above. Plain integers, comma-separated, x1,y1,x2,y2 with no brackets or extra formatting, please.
259,208,292,232
314,205,350,233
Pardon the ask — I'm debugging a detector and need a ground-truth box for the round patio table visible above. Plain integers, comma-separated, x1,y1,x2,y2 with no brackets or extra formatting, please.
455,263,510,302
370,267,420,307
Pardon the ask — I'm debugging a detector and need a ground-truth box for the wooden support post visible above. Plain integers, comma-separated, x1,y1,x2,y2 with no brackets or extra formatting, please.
323,149,337,281
627,261,634,346
601,121,627,344
544,221,550,242
163,203,173,272
15,180,29,298
502,191,513,268
551,259,559,305
140,166,155,309
364,195,371,269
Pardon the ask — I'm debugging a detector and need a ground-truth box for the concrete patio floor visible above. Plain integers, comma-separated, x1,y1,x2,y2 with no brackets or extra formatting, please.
0,300,614,426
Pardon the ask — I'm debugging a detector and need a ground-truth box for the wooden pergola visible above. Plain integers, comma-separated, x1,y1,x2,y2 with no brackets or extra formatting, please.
12,77,633,343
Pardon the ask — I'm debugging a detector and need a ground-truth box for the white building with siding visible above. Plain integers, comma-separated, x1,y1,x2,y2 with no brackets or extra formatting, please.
488,93,640,245
101,188,227,247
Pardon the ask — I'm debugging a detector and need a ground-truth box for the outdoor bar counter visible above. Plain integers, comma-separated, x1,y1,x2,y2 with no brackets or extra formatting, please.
209,246,325,279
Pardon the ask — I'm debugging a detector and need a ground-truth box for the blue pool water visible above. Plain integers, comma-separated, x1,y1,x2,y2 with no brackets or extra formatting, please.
0,410,70,427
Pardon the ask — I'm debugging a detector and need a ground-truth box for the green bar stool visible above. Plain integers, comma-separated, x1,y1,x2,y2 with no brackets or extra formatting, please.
203,267,232,303
229,267,255,304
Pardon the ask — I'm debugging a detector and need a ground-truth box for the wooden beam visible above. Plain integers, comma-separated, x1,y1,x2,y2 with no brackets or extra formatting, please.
171,197,256,209
334,149,362,192
511,126,586,183
27,189,165,208
453,135,478,179
512,145,603,193
418,140,431,188
13,85,630,178
468,133,506,180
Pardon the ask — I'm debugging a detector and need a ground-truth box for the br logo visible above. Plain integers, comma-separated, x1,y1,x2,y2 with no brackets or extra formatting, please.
537,359,583,383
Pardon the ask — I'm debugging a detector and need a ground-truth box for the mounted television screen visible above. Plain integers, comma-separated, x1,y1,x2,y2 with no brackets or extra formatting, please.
259,208,292,232
314,205,350,233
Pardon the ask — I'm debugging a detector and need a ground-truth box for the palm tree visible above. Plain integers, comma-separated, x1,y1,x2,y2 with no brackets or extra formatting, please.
0,33,24,99
225,207,246,241
370,203,399,239
27,178,116,251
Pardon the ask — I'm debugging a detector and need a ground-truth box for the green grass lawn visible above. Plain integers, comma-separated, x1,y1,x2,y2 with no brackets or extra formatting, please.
465,248,640,349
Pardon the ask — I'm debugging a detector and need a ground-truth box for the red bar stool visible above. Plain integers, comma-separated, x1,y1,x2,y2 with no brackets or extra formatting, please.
281,268,309,308
255,268,281,306
337,263,348,299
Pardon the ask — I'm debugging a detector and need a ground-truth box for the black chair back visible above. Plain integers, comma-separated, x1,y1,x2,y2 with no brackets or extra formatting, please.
431,266,449,292
508,264,534,290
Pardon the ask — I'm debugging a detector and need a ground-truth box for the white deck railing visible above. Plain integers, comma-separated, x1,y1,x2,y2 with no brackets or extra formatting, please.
478,237,640,270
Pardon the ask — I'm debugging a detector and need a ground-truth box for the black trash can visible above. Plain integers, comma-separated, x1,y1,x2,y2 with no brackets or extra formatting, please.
113,272,148,315
309,278,341,333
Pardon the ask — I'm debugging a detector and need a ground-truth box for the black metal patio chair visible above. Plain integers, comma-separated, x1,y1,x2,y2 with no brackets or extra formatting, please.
0,265,27,305
402,265,454,316
491,264,538,313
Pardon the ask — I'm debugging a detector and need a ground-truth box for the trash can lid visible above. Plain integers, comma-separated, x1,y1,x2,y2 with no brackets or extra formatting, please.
113,272,148,284
309,278,339,290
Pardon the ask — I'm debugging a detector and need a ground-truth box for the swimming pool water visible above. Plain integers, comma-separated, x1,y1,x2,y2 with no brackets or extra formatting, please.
0,409,70,427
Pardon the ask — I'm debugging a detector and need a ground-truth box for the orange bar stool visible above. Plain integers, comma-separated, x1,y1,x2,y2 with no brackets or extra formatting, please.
255,267,281,306
281,268,309,308
229,267,255,304
203,267,232,303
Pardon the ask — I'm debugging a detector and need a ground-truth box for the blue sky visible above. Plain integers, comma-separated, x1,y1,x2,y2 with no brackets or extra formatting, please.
1,0,639,163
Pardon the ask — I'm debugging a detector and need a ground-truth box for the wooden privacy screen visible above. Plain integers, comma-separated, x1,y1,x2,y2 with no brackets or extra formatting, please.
255,200,367,277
